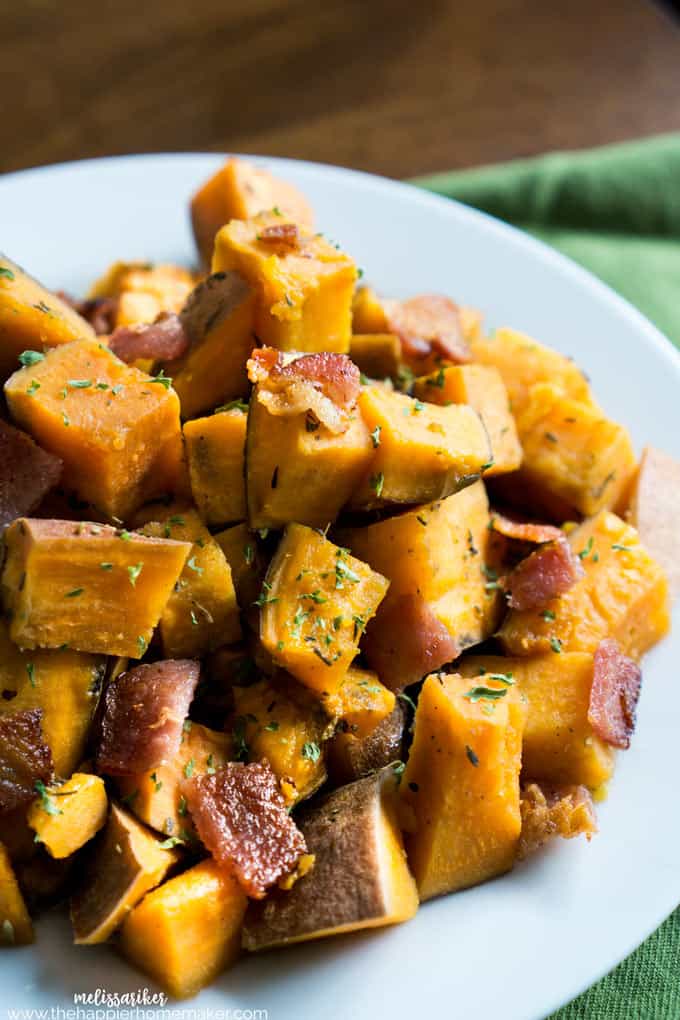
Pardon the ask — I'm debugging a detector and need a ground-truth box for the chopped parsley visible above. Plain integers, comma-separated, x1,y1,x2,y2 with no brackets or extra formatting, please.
369,471,385,498
550,636,563,654
370,425,382,448
26,379,41,396
34,780,62,817
65,587,84,598
611,543,634,553
183,758,196,779
578,537,594,560
465,745,480,766
150,369,172,390
0,266,16,281
541,609,556,621
186,556,203,575
127,562,143,587
301,741,321,763
464,685,508,703
18,350,44,367
67,379,92,389
26,662,36,688
254,580,278,607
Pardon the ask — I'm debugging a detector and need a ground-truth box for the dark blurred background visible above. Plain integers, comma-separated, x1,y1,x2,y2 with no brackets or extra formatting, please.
2,0,680,178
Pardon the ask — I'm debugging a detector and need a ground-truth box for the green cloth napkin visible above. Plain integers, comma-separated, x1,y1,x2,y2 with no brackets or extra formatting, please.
415,133,680,1019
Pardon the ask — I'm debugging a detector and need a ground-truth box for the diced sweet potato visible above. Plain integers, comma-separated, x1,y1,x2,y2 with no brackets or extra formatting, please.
231,677,330,804
470,327,591,415
97,660,200,776
349,333,401,380
0,420,62,531
349,385,491,509
184,761,307,898
0,255,95,382
191,158,314,267
184,407,247,526
71,803,180,944
342,482,507,686
1,518,191,657
498,511,670,660
213,523,266,615
327,703,406,787
120,859,248,998
400,672,525,900
242,768,418,950
27,772,108,859
117,721,233,840
89,262,195,330
628,445,680,599
4,339,184,519
352,286,389,334
246,377,373,530
458,653,615,789
517,782,597,860
140,509,241,657
260,524,389,701
166,272,256,418
213,212,356,353
0,842,34,945
413,363,522,476
333,667,396,738
0,709,53,813
508,382,637,518
0,621,104,777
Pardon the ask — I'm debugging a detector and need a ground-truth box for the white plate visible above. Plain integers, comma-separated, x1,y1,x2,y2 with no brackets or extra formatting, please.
1,154,679,1020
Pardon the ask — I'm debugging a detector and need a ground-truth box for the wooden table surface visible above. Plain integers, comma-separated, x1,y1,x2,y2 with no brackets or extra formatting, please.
2,0,680,179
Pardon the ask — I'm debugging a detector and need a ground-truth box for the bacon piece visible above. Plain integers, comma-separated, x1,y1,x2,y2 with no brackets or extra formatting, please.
504,537,584,611
247,347,361,435
184,761,307,898
489,511,563,545
0,710,54,814
57,292,119,335
588,639,642,749
108,311,189,364
97,660,200,775
257,223,300,250
517,781,597,860
385,294,470,367
363,593,459,691
0,420,62,532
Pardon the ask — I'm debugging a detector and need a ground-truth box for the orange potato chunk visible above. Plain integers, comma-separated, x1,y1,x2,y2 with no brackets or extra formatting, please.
184,406,247,526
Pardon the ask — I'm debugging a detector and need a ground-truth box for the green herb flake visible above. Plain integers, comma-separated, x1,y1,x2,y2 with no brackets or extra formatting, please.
178,795,188,817
398,691,417,712
214,398,249,414
370,425,382,448
611,543,634,553
186,556,203,575
183,758,196,779
254,580,279,607
65,587,84,598
158,836,184,849
232,717,250,762
578,536,594,560
301,741,321,763
550,636,563,654
541,609,556,621
68,379,92,389
369,471,385,498
127,562,143,587
298,589,327,604
264,720,280,732
26,662,36,688
61,411,70,427
463,685,508,703
34,779,62,817
26,379,41,396
244,544,254,565
100,562,113,571
465,745,480,766
150,369,172,390
412,399,425,414
137,635,147,656
150,772,162,792
18,350,44,367
0,266,16,281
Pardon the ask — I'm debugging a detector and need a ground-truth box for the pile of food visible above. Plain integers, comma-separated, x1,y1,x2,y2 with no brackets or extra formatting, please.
0,157,676,998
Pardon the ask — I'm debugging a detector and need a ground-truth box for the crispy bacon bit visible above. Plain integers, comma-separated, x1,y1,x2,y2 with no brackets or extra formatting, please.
0,420,62,532
97,660,200,775
257,223,300,250
489,511,563,545
504,537,584,611
588,639,642,749
108,312,189,364
57,292,119,335
247,347,361,435
0,710,54,814
518,781,597,860
363,593,459,691
184,761,307,898
386,294,470,366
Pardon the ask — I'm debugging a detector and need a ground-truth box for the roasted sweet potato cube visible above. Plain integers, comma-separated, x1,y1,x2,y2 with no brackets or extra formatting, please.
509,382,637,518
140,509,241,657
232,677,330,804
349,385,491,509
213,212,356,353
184,406,247,526
242,768,418,949
334,667,396,738
628,445,680,599
120,859,248,998
117,721,233,840
27,772,108,859
458,654,615,790
352,287,389,334
401,672,525,900
0,623,103,779
191,157,314,267
213,523,266,613
1,518,191,657
413,364,522,476
498,511,670,660
246,383,374,529
260,524,389,701
97,660,200,777
0,255,94,382
0,420,62,532
349,333,401,379
166,272,256,419
4,339,184,519
470,327,591,415
327,703,406,787
89,261,195,329
184,761,307,898
0,842,34,945
70,803,180,944
0,709,53,813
